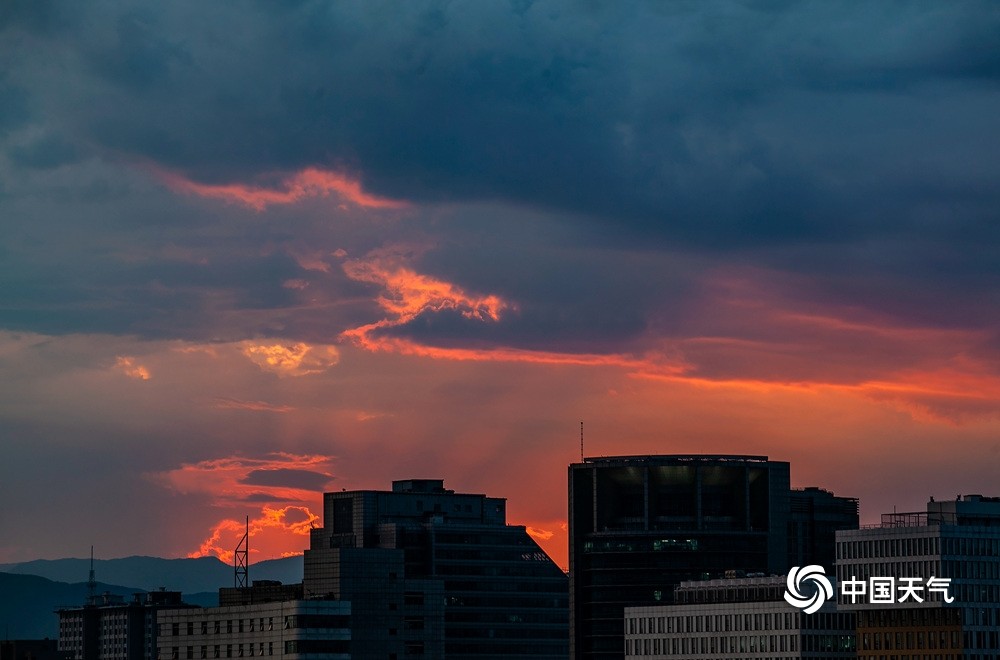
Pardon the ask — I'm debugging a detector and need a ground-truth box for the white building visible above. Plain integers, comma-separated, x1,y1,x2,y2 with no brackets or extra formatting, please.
835,494,1000,660
155,600,350,660
623,575,855,659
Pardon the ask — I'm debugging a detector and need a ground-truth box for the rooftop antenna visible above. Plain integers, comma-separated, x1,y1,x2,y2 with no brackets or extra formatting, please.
580,421,584,462
87,546,96,605
235,516,249,589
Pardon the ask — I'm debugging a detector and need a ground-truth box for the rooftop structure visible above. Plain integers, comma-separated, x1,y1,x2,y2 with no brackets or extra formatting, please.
836,494,1000,659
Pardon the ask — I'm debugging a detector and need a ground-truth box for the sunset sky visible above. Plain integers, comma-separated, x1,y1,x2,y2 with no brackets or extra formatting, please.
2,1,999,572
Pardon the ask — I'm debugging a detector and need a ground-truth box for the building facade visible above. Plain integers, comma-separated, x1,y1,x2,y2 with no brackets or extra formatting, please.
303,478,568,659
58,591,195,660
623,576,855,659
789,487,859,571
569,455,793,659
836,494,1000,659
155,600,350,660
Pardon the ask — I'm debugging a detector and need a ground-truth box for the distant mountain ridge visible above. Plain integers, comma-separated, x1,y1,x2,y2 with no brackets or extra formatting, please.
0,572,218,639
0,554,303,595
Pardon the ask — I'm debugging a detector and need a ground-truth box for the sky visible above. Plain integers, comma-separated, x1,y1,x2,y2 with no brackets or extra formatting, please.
1,1,999,573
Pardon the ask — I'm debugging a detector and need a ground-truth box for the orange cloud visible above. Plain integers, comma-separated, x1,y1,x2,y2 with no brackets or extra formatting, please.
340,255,690,373
151,454,333,562
209,397,295,413
189,505,319,563
526,526,554,541
152,452,335,506
114,356,151,380
518,520,569,571
241,341,339,376
158,167,407,211
342,258,509,325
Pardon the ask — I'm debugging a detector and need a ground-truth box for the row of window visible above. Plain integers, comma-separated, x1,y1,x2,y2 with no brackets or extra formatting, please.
156,642,274,659
625,632,857,656
860,631,960,652
627,611,850,635
838,535,1000,561
160,619,280,637
858,654,998,660
839,537,940,560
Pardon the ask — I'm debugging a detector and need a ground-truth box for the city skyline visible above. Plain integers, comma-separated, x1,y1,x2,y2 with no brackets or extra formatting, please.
2,1,1000,573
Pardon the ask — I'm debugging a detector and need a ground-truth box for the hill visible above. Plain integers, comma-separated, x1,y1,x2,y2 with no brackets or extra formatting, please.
0,572,143,638
0,555,303,595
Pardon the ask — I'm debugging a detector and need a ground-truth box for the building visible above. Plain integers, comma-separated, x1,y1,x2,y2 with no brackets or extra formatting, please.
156,599,350,660
58,591,195,660
569,455,793,659
303,478,569,659
569,454,859,659
836,494,1000,659
623,576,855,658
789,487,859,570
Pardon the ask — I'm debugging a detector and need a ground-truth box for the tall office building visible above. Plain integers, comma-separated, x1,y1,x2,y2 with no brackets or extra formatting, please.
569,455,792,659
789,487,859,570
58,591,196,660
836,494,1000,659
303,478,569,659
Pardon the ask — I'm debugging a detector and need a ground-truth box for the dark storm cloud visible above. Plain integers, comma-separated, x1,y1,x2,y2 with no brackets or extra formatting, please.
240,469,332,492
1,0,998,348
4,1,998,246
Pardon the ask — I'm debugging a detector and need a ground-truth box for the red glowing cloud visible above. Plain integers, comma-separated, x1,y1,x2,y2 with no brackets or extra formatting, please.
339,253,690,372
189,505,319,563
158,167,408,211
152,452,335,505
151,453,335,559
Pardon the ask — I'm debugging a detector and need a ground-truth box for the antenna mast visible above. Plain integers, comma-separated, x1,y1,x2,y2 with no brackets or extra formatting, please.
580,421,584,461
235,516,249,589
87,546,97,605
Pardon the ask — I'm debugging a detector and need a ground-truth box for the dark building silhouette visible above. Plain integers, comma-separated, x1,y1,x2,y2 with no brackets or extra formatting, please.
788,486,859,570
569,455,856,659
569,455,791,659
58,591,195,660
303,478,568,659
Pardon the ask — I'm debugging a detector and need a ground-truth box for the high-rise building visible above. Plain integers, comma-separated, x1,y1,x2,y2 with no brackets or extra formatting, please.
569,455,793,659
58,591,196,660
789,487,859,570
836,494,1000,659
303,478,569,659
623,575,855,658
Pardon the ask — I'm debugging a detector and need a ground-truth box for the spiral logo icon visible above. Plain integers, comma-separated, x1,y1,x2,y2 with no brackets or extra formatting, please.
784,565,833,614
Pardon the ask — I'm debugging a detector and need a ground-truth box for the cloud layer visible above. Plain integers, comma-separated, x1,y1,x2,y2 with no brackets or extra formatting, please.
1,1,999,569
